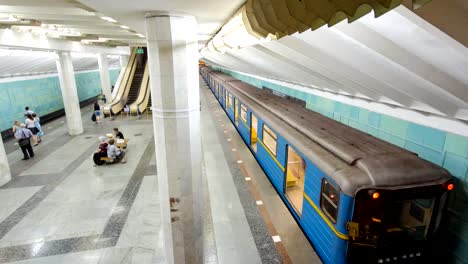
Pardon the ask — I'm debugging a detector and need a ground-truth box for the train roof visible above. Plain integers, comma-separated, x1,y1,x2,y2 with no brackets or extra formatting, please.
208,71,451,196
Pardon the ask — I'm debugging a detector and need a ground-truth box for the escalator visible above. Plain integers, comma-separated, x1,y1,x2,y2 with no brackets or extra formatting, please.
103,47,147,116
126,58,145,106
129,63,151,115
129,46,152,115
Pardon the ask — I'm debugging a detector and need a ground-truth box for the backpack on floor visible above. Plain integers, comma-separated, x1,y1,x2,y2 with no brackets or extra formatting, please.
91,113,96,122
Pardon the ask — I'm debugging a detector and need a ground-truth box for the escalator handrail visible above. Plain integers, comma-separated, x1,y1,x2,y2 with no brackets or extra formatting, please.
135,63,150,114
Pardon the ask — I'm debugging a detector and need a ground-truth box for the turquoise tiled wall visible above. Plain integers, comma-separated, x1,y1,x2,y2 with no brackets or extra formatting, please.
214,66,468,263
0,69,120,132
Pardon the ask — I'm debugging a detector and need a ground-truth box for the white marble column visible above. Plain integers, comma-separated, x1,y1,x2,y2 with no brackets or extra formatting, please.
145,13,203,264
97,53,112,101
0,136,11,186
119,55,129,69
56,51,84,135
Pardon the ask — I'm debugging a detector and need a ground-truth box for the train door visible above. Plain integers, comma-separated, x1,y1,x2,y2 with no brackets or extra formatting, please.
234,98,239,126
250,113,258,152
284,146,306,217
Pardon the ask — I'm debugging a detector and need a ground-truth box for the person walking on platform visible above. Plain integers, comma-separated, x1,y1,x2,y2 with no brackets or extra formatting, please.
13,122,34,160
32,113,43,143
25,114,38,146
94,101,102,124
24,106,34,117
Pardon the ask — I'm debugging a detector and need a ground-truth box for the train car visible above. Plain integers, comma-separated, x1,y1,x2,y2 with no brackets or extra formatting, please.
200,66,453,264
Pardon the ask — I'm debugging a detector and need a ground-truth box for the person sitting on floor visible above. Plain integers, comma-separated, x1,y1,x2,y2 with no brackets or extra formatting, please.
113,127,124,139
93,136,109,166
107,139,126,164
98,136,108,153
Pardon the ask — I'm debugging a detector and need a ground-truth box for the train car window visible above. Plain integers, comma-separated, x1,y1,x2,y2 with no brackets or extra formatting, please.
262,124,277,156
240,104,247,122
228,93,233,108
321,179,340,223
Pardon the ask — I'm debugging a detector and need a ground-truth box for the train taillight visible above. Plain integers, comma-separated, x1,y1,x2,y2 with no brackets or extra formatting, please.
368,190,380,199
372,192,380,199
442,182,454,191
447,183,454,191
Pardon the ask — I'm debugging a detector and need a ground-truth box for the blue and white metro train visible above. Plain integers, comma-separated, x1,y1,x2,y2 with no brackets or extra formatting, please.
200,66,453,264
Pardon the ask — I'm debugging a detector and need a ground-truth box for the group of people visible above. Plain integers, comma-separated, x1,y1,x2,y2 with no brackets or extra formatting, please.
13,106,44,160
93,128,127,165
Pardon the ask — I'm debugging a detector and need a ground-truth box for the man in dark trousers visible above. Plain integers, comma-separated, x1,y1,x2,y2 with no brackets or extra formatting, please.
13,122,34,160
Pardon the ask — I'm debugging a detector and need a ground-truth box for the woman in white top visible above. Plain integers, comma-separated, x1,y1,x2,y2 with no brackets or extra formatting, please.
25,114,38,146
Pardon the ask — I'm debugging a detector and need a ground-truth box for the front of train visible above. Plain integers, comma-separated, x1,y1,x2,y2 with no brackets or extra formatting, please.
346,181,454,264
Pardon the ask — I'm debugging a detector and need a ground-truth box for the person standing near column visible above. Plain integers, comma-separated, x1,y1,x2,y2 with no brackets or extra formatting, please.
13,121,34,160
94,101,103,124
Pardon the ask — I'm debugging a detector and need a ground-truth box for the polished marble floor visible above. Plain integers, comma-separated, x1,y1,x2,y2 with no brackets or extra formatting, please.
0,78,320,264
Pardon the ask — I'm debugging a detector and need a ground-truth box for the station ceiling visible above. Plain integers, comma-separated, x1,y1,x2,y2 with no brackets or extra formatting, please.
0,50,120,78
0,0,465,127
202,4,468,123
0,0,147,47
76,0,245,45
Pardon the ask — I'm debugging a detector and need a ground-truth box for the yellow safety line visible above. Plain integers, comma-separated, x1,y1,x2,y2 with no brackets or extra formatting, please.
303,193,349,241
258,140,285,171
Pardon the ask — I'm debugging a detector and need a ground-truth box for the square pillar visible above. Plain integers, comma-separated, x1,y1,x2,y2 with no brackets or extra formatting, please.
56,51,83,135
0,136,11,186
145,13,203,264
97,53,112,101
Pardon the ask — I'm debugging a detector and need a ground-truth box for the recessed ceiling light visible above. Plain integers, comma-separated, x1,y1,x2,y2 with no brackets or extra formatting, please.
120,25,129,29
100,16,117,23
136,33,145,38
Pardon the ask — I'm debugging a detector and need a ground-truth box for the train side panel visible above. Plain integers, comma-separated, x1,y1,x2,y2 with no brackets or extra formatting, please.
219,85,225,107
227,104,235,122
255,118,287,192
302,161,350,264
238,109,251,144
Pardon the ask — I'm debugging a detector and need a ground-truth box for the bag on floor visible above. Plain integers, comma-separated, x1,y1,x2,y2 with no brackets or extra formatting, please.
91,113,96,122
93,152,106,166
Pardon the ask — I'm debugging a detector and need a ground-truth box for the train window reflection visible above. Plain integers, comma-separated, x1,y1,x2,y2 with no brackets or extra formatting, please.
240,104,247,122
262,124,277,156
228,93,233,108
321,179,339,223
